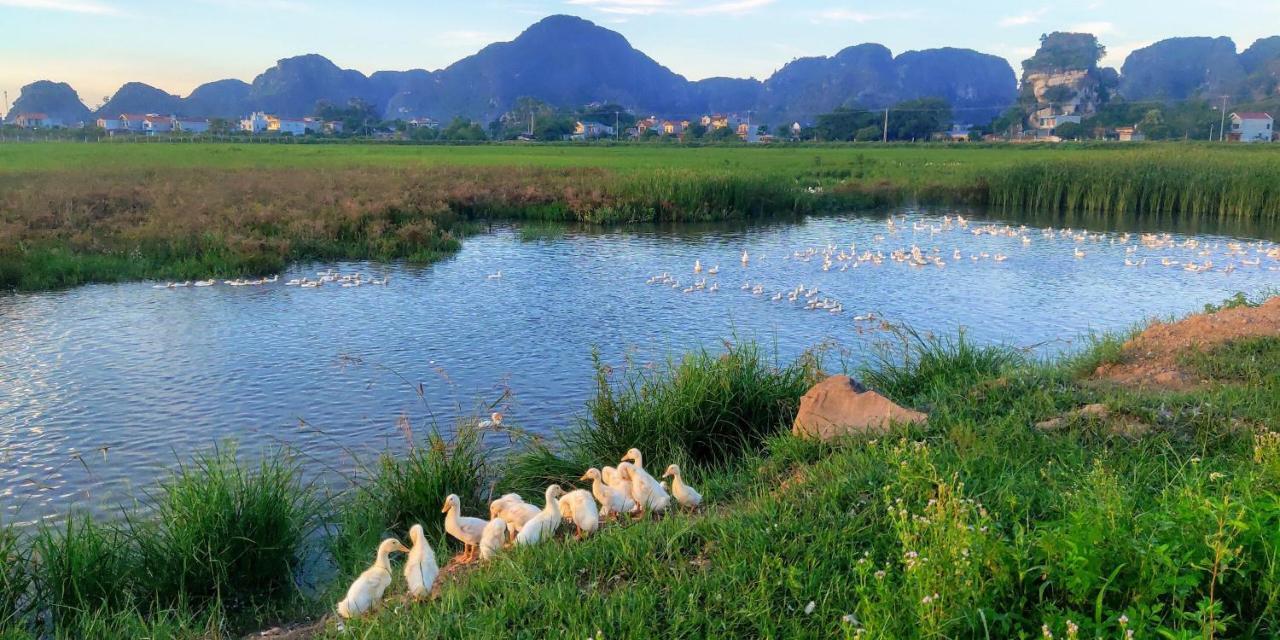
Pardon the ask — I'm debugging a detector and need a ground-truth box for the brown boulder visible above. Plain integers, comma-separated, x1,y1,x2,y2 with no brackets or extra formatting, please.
792,375,927,441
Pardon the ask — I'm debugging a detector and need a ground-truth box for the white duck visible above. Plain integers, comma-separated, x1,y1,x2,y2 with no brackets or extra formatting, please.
581,468,636,519
557,488,600,539
515,484,565,546
441,494,488,563
336,537,409,618
403,524,438,600
662,464,703,511
601,465,635,505
489,493,542,539
619,461,670,515
479,517,508,561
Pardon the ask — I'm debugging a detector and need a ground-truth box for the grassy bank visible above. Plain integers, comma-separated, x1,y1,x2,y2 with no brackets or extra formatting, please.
2,143,1279,291
1,296,1277,638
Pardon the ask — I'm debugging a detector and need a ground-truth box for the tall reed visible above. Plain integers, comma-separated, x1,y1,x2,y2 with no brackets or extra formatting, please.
0,523,28,631
330,426,489,577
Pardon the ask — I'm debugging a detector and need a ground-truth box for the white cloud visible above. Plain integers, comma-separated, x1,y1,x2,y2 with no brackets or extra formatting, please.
439,30,501,46
199,0,310,11
1101,40,1153,68
998,8,1046,28
1069,21,1114,35
0,0,118,15
565,0,774,17
815,8,922,23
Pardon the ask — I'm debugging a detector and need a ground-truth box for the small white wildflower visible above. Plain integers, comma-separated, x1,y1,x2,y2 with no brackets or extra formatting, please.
874,570,886,580
1118,614,1129,627
1191,457,1202,465
1209,472,1225,481
1041,623,1054,639
842,613,858,624
804,601,816,615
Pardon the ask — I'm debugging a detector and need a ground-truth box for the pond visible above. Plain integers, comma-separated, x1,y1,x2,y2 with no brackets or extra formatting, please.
2,207,1278,525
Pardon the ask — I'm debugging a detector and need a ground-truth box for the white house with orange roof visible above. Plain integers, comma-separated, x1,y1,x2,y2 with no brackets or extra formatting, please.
1228,112,1273,143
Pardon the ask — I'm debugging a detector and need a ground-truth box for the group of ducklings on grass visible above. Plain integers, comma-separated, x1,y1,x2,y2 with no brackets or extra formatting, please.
336,447,702,619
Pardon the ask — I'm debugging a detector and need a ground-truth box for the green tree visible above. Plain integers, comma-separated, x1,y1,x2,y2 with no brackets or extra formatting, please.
314,98,381,136
1053,121,1085,140
887,97,952,141
440,117,487,141
577,103,636,131
815,107,878,141
855,125,883,142
706,126,739,142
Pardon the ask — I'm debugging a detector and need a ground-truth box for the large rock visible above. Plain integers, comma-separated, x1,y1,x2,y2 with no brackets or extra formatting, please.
792,375,927,441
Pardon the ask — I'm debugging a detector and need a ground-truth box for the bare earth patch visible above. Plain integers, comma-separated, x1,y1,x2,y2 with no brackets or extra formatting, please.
1093,297,1280,390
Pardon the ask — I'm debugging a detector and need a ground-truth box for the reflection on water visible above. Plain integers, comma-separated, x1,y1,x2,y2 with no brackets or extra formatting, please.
1,207,1277,525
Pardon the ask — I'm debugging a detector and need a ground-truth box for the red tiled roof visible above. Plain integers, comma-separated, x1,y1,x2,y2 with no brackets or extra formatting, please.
1232,112,1273,120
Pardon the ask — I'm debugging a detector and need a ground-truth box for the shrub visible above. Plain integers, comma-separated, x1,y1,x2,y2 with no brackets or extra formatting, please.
133,447,316,605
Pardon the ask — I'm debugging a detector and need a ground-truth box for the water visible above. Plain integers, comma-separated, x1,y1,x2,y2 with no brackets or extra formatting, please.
2,208,1278,525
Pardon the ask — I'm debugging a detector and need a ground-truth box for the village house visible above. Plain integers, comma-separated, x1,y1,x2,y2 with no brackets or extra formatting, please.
572,120,615,140
267,115,308,135
1114,125,1144,142
143,115,173,135
241,112,271,133
947,125,973,142
701,114,730,129
1227,112,1273,143
13,113,60,128
660,120,690,136
1035,113,1082,136
635,116,659,135
95,113,151,134
172,118,210,134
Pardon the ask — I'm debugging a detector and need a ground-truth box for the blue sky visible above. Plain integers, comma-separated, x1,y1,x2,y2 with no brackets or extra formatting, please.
1,0,1275,110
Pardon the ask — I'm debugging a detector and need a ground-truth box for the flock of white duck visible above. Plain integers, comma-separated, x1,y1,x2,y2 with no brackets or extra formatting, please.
335,447,702,619
152,270,388,289
645,215,1280,320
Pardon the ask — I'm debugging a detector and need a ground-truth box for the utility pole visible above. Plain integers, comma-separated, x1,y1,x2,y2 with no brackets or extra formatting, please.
615,111,619,141
2,91,8,119
1218,95,1229,142
882,107,889,143
746,109,753,141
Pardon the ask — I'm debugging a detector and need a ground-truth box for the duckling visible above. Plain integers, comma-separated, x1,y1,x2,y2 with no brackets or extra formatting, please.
441,494,487,563
489,493,541,539
403,524,438,601
479,517,508,561
662,464,703,511
581,468,636,519
618,461,670,515
336,537,409,618
601,465,636,504
558,489,600,539
515,484,565,546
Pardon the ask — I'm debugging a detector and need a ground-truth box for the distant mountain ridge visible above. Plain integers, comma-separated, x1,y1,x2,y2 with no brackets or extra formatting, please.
6,15,1277,126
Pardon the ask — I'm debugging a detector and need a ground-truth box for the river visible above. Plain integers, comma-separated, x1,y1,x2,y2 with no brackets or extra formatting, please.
2,207,1277,525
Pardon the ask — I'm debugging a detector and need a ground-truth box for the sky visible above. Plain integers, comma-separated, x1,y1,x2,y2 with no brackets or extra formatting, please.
1,0,1276,110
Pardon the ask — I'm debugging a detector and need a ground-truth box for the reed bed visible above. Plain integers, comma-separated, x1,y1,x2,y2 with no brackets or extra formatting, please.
10,449,314,636
3,143,1279,292
988,151,1280,220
